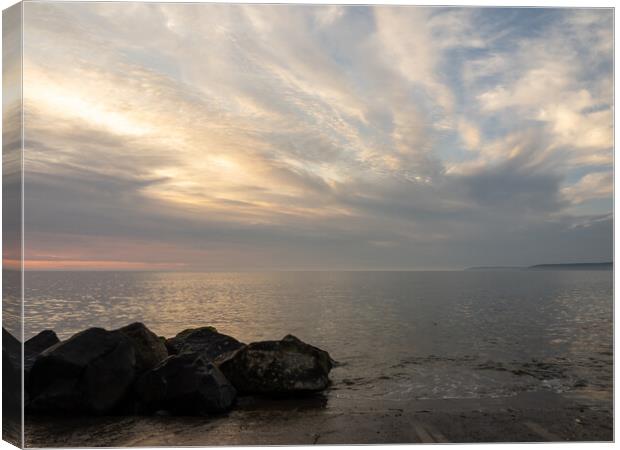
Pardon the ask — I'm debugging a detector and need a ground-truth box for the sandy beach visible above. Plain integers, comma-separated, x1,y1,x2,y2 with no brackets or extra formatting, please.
25,388,612,446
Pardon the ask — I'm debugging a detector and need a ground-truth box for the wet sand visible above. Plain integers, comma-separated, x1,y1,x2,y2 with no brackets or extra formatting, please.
25,388,612,446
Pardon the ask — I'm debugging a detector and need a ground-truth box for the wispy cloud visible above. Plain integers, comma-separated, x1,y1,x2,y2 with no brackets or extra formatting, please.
22,4,613,270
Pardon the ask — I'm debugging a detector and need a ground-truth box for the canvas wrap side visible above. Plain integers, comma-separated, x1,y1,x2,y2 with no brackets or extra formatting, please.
3,2,24,448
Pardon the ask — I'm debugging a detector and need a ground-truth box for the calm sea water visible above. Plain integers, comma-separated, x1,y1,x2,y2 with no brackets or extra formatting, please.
23,270,612,402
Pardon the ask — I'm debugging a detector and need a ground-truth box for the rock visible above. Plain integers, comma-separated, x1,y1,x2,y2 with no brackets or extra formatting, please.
28,327,136,414
165,327,244,361
24,330,61,379
116,322,168,374
2,328,21,366
219,335,332,394
25,330,60,355
135,352,236,415
3,349,21,418
2,329,22,417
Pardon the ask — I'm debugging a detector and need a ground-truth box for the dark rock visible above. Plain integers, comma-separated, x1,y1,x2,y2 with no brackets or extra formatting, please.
219,334,332,394
24,330,61,380
135,352,236,415
3,328,21,366
3,350,21,418
165,327,244,361
28,327,136,414
116,322,168,374
25,330,60,355
2,329,22,418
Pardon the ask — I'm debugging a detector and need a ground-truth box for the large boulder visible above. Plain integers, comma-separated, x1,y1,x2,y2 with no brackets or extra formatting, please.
3,327,21,366
165,327,244,361
219,335,332,394
3,350,21,419
115,322,168,374
24,330,60,376
28,327,136,414
135,352,236,415
25,330,60,355
2,329,22,418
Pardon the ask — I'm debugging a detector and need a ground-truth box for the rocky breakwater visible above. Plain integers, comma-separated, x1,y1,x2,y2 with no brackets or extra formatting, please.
3,323,333,417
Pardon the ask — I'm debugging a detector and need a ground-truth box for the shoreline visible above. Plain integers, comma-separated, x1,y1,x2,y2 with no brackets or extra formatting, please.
25,388,612,446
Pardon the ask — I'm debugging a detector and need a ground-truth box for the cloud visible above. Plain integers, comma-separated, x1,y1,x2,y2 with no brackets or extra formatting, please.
562,171,613,205
467,9,612,169
20,4,613,270
458,120,481,151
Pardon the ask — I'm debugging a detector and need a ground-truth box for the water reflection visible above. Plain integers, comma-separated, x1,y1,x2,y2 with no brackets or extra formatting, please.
24,270,612,401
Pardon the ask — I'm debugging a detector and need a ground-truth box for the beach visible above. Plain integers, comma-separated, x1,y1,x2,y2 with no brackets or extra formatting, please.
25,388,612,445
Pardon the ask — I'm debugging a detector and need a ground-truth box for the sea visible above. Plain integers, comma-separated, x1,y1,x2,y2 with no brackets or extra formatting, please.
21,270,613,402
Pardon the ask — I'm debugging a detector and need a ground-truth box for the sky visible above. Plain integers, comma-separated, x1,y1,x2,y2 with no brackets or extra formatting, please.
19,3,613,271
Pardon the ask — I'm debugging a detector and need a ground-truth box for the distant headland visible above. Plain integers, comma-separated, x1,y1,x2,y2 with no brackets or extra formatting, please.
465,262,613,271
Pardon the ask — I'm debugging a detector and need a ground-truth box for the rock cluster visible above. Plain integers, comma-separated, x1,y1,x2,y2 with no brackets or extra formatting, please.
2,323,333,416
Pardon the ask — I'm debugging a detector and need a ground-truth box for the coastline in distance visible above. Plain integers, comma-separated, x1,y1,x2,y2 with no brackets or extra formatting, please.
465,262,612,271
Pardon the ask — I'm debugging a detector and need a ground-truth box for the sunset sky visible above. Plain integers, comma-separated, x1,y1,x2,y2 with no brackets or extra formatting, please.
21,4,613,271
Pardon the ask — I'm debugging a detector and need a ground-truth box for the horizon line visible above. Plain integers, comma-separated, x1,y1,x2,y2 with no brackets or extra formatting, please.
7,261,613,274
